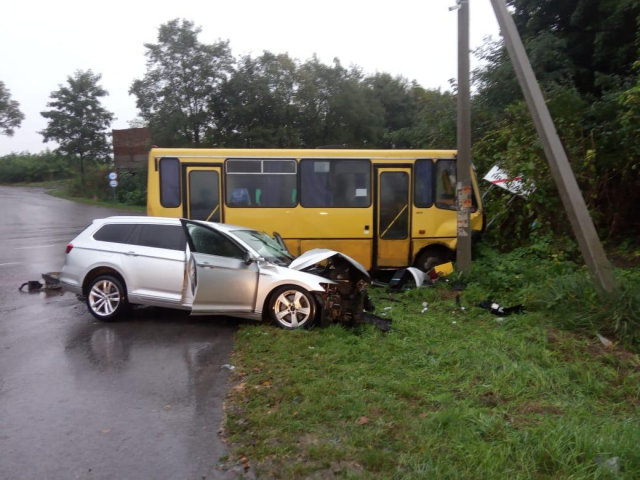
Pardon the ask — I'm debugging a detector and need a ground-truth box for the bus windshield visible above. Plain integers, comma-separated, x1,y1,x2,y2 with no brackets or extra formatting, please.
230,230,295,266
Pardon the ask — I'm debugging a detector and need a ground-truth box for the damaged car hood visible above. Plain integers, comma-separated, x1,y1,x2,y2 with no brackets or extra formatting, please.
288,249,370,279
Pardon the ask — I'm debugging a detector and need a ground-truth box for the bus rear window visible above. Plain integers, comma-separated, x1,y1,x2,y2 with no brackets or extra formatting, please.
225,159,297,208
159,158,181,208
300,159,370,208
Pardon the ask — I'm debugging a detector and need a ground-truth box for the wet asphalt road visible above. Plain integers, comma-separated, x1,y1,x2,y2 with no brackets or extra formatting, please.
0,187,237,479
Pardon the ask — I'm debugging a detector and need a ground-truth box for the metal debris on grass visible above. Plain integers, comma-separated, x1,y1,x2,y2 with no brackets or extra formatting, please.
478,299,525,316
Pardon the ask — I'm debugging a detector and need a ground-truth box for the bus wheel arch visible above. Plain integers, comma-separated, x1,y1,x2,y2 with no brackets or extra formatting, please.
414,245,454,272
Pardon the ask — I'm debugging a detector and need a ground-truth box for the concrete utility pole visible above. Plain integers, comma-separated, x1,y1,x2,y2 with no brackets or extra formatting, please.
455,0,472,276
489,0,615,294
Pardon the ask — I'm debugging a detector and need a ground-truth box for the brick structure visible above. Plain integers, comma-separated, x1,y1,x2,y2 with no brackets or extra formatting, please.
112,128,151,170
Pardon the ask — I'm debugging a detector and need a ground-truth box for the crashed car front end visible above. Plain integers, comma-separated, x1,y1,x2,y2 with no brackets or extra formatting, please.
288,249,390,331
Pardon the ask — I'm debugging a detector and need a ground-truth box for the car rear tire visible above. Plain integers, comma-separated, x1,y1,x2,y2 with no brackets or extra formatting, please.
268,286,316,330
86,275,128,322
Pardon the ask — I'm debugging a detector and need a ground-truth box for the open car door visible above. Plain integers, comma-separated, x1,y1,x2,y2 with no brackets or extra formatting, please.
181,220,259,314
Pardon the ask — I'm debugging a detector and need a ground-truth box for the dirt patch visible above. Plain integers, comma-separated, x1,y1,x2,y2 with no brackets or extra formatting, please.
478,391,507,407
546,328,640,370
609,253,640,269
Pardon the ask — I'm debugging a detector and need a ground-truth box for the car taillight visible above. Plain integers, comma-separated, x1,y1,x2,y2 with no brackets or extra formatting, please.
66,243,74,254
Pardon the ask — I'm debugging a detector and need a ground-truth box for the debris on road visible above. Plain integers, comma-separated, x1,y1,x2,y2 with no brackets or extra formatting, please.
222,364,236,371
18,280,43,292
42,271,62,289
19,272,62,293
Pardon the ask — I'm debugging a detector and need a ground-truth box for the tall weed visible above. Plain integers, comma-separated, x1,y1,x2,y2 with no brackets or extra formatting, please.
468,242,640,349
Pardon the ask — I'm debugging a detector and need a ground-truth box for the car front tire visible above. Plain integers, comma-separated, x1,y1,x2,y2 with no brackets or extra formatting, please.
86,275,128,322
268,285,316,330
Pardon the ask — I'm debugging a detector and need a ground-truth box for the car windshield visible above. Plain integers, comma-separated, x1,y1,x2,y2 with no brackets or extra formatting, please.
229,230,295,266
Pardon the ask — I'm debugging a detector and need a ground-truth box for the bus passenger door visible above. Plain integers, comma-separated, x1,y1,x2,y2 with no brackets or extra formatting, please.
184,166,222,222
375,167,411,268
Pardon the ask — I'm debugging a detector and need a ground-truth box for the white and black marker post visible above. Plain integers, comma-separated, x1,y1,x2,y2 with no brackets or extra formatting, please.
489,0,615,294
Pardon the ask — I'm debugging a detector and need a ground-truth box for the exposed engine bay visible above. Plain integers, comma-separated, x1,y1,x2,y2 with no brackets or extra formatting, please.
293,251,391,331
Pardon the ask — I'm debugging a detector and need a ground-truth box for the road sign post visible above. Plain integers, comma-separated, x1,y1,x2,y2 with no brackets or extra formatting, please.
489,0,615,294
109,172,118,202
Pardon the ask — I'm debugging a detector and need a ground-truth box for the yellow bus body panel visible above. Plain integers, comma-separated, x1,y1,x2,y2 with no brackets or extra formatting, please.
146,148,483,269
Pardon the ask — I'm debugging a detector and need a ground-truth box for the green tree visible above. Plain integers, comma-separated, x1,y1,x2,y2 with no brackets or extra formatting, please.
0,81,25,137
40,70,114,184
390,86,457,149
210,52,301,148
295,56,384,147
130,18,233,147
363,73,417,147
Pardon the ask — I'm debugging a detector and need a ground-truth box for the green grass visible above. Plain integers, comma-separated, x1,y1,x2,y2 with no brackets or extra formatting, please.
225,259,640,478
47,188,146,213
1,179,71,188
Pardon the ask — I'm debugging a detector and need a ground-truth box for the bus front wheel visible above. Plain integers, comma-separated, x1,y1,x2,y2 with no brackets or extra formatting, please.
414,247,452,272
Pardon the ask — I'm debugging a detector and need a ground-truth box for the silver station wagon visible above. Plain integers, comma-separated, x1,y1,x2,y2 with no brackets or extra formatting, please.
60,217,376,329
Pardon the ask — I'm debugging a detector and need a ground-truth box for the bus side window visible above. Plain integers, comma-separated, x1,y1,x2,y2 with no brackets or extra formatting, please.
159,158,181,208
300,159,370,208
226,159,297,208
435,160,457,210
414,159,434,208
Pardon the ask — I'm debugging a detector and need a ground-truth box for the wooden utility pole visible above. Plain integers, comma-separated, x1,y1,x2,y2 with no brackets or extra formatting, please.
455,0,472,276
489,0,615,294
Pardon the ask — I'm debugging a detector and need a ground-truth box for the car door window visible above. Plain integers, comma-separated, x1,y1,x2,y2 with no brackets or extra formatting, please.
186,223,244,259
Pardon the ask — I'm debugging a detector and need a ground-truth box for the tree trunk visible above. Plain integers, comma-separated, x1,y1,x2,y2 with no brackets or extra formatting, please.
79,153,84,186
193,123,200,147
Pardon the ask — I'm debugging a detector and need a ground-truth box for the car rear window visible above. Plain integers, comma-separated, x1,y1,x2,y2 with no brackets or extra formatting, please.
129,224,187,251
93,224,137,244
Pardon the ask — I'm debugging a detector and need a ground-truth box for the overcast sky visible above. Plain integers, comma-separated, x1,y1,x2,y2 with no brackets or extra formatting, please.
0,0,500,155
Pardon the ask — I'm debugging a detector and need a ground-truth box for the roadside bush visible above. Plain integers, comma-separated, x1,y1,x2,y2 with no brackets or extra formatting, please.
115,167,147,206
0,151,74,183
61,164,147,207
467,243,640,350
66,165,112,200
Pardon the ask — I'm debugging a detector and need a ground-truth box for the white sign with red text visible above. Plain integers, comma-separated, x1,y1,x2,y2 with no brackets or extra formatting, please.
482,165,534,197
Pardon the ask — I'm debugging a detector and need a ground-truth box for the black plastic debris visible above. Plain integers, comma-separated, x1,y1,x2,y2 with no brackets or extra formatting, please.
361,312,392,332
19,280,43,292
19,272,62,293
478,299,524,316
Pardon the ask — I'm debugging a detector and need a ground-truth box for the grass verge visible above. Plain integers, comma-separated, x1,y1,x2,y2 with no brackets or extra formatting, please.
47,188,146,213
1,179,71,189
224,250,640,478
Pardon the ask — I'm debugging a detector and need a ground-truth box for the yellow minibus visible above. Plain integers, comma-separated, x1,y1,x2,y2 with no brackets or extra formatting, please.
147,148,484,271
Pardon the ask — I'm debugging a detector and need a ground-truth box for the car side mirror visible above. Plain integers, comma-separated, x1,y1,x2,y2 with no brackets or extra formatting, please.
242,251,254,265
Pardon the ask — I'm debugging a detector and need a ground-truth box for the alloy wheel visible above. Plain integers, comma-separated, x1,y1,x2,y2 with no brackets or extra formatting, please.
89,279,121,317
273,290,312,328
